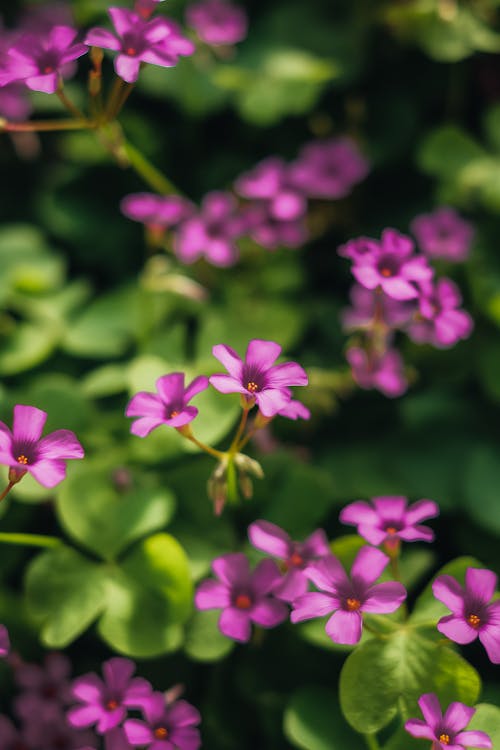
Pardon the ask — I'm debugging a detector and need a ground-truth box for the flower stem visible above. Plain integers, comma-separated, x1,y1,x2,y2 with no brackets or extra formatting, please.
56,84,86,120
364,733,380,750
106,75,128,120
229,407,250,455
120,138,179,195
0,118,92,132
0,532,61,548
182,431,225,460
0,481,15,503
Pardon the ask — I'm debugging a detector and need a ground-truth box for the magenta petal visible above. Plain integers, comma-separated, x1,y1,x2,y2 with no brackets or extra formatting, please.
37,430,84,460
245,339,282,370
291,593,337,622
443,702,475,734
109,7,137,35
302,529,330,557
325,609,362,644
382,277,418,300
25,73,59,93
72,674,104,703
103,657,135,693
13,405,47,443
28,459,66,488
250,599,288,628
267,362,308,387
49,25,78,49
306,555,348,592
84,27,121,50
184,376,209,401
212,553,249,585
169,727,201,750
115,55,141,83
405,499,439,525
478,627,500,664
97,706,126,733
248,520,291,559
166,408,198,427
212,344,243,378
454,730,492,748
167,700,201,728
195,580,230,610
126,392,164,418
156,373,185,403
432,575,465,613
418,693,442,731
124,719,154,746
352,264,380,290
208,374,246,395
465,568,497,604
398,525,434,543
356,524,387,545
251,559,282,594
437,614,478,644
339,500,379,527
372,496,407,521
67,704,103,728
351,546,389,586
362,582,406,613
219,607,251,642
274,569,308,601
129,417,166,437
404,719,435,740
255,389,291,417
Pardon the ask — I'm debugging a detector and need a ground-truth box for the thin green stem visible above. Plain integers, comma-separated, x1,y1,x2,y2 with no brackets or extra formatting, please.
114,82,135,117
0,532,61,548
1,118,92,133
106,76,127,120
229,407,250,454
56,85,86,120
0,481,15,503
364,733,380,750
184,433,225,460
120,139,179,194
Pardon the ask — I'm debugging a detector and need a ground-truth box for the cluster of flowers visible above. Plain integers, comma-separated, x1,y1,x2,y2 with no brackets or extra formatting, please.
0,648,201,750
0,0,246,113
340,207,475,397
121,137,369,266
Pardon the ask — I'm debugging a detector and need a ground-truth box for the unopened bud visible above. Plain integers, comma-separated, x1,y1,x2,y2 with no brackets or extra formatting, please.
90,46,104,69
8,467,26,485
238,473,253,499
234,453,264,479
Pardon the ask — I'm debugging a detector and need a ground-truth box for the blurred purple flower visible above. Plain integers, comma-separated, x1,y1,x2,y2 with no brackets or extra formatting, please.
405,693,492,749
291,546,407,644
0,83,32,121
338,236,380,263
24,711,96,750
248,521,330,601
20,3,75,32
351,229,433,300
0,625,9,658
0,715,30,750
195,552,288,642
411,207,475,262
339,496,439,546
105,727,133,750
134,0,164,21
4,26,87,93
341,284,414,332
126,373,209,436
68,657,153,734
407,278,473,348
125,692,200,750
289,137,369,200
209,339,308,417
14,652,72,721
186,0,248,46
346,346,407,398
277,397,311,421
121,193,194,230
175,191,245,267
84,8,194,84
433,568,500,664
0,405,84,488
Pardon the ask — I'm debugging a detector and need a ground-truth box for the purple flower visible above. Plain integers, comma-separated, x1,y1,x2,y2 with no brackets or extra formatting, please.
120,193,194,230
124,692,201,750
24,711,96,750
4,26,87,93
351,229,433,301
0,625,9,658
346,346,407,398
174,191,245,267
0,715,30,750
20,3,75,33
277,397,311,421
248,521,330,602
126,373,209,436
289,137,369,200
195,552,288,642
0,405,84,488
411,207,475,262
405,693,492,749
433,568,500,664
0,83,32,121
339,496,439,547
14,652,72,721
186,0,248,46
341,284,414,332
407,278,473,348
105,727,133,750
242,202,308,250
291,546,407,644
68,657,153,734
84,8,194,84
209,339,308,417
134,0,164,21
338,236,380,263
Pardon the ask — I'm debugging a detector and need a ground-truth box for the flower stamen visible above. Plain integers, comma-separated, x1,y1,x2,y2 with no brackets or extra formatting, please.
16,455,29,465
235,594,252,610
125,47,137,56
289,552,304,567
246,381,259,393
438,733,450,745
380,267,393,277
346,597,361,611
386,526,397,535
467,613,481,628
106,699,119,711
154,727,169,739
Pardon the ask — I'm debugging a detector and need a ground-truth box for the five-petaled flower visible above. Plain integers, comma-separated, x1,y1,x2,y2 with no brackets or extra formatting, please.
433,567,500,664
291,546,407,644
209,339,308,417
195,552,288,642
186,0,248,46
68,657,153,734
405,693,492,749
248,520,330,602
340,496,439,548
346,346,407,398
124,691,201,750
408,278,473,349
126,372,209,436
411,206,474,263
0,405,84,488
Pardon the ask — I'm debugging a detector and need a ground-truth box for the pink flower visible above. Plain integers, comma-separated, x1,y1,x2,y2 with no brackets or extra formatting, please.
68,657,153,734
291,547,407,645
120,193,194,230
411,207,475,262
24,711,96,750
289,137,369,200
174,191,245,267
209,339,308,417
277,397,311,421
186,0,248,46
0,716,31,750
195,552,288,642
341,284,414,332
407,278,473,348
405,693,492,749
0,405,84,488
346,346,407,397
124,692,201,750
433,568,500,664
339,496,439,546
14,652,72,721
126,373,209,436
0,625,9,658
134,0,164,21
351,229,433,301
3,26,87,93
248,521,330,602
84,8,194,84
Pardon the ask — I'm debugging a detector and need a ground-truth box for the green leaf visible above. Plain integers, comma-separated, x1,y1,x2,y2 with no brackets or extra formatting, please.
418,126,485,180
340,630,481,733
82,364,129,397
467,704,500,747
184,610,234,662
463,444,500,535
25,545,107,648
0,322,59,375
284,686,360,750
410,556,483,626
57,461,176,561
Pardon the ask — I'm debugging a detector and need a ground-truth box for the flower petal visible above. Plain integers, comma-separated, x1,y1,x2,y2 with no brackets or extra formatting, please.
302,529,330,557
72,673,105,704
129,417,166,437
362,582,407,613
442,702,475,734
437,614,477,644
251,559,282,595
103,657,135,694
126,392,164,418
28,459,66,488
245,339,282,371
195,580,230,610
212,344,243,378
291,593,337,623
372,496,407,521
325,609,362,644
109,7,137,36
13,405,47,443
478,626,500,664
256,388,291,417
250,598,288,628
184,376,209,402
465,568,497,605
381,277,418,300
25,73,59,93
266,362,308,387
404,719,435,740
67,703,103,729
248,520,291,559
274,569,309,602
454,730,492,748
208,374,246,395
84,27,121,50
418,693,442,732
218,607,251,642
305,556,349,593
212,553,249,586
37,430,84,460
339,500,379,527
350,546,389,587
404,499,439,525
124,719,154,746
115,54,141,83
167,700,201,728
432,575,465,614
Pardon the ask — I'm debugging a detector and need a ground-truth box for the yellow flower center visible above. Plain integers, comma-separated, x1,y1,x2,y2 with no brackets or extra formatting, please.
380,267,393,278
346,597,361,611
439,734,450,745
154,727,169,739
246,381,259,393
467,613,481,628
16,455,29,465
386,526,398,535
235,594,252,610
